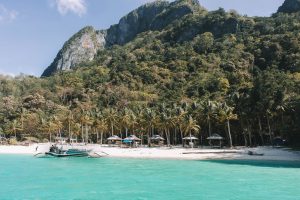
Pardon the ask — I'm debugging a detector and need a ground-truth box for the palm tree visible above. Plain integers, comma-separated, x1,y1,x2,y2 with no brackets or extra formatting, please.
266,109,274,145
129,109,138,136
217,103,237,148
183,115,200,146
104,108,118,136
72,123,82,143
52,115,63,140
120,108,132,138
40,117,50,141
18,107,27,137
67,110,74,141
132,107,146,145
159,110,174,147
94,118,108,144
144,108,157,146
80,113,93,143
9,119,22,138
198,100,217,137
174,107,187,146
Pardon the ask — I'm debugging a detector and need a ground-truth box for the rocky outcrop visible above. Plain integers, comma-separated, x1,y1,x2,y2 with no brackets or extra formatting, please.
277,0,300,13
42,0,206,76
106,1,169,45
150,0,204,30
42,26,106,76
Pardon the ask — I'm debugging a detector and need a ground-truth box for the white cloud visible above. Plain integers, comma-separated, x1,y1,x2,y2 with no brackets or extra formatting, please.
0,4,18,23
0,69,16,77
54,0,87,17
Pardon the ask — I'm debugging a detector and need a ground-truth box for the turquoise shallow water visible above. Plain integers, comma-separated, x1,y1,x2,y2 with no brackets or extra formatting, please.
0,155,299,200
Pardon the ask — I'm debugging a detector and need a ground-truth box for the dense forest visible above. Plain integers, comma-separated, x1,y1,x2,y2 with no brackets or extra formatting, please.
0,0,300,147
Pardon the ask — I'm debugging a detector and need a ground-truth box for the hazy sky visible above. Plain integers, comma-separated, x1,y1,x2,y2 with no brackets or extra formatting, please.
0,0,285,76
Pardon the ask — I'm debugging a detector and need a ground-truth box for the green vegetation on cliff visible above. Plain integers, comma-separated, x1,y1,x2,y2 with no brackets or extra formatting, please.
1,0,300,146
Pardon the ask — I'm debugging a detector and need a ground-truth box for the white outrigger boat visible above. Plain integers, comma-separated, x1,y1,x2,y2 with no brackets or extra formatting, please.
34,144,108,158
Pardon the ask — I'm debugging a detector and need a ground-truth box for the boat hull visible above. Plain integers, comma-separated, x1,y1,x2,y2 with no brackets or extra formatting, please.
45,151,89,157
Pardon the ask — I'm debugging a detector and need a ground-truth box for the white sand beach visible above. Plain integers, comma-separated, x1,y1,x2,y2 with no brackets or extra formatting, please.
0,143,299,161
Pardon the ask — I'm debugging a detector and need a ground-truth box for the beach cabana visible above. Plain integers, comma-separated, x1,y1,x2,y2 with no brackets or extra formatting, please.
107,135,122,146
182,136,198,148
150,135,165,146
21,137,39,146
69,138,77,144
207,134,224,148
273,136,286,146
0,136,7,144
122,135,141,147
55,137,67,144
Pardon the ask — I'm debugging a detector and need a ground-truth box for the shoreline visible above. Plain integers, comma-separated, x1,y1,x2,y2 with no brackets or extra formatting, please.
0,144,299,161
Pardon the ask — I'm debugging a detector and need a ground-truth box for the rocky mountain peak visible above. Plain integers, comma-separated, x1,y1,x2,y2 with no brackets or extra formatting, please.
106,0,169,45
277,0,300,13
42,26,106,77
42,0,205,77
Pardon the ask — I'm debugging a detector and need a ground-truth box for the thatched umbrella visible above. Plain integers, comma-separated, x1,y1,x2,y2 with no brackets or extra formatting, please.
150,135,165,141
150,135,165,146
182,136,198,148
123,135,141,141
0,136,8,144
22,137,39,145
107,135,122,141
207,133,224,148
183,136,198,140
123,135,141,147
107,135,122,146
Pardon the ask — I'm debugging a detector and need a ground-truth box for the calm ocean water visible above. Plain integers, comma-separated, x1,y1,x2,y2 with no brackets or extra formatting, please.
0,155,299,200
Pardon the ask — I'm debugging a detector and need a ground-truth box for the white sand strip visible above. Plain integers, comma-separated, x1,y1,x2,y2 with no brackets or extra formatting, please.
0,144,299,161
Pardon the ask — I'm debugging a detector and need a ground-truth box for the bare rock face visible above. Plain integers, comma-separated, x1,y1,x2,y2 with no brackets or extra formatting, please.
42,0,204,76
107,0,203,45
277,0,300,13
106,1,169,45
42,27,106,76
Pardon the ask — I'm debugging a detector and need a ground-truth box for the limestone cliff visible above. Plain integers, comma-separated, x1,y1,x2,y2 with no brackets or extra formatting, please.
42,26,106,76
277,0,300,13
42,0,205,76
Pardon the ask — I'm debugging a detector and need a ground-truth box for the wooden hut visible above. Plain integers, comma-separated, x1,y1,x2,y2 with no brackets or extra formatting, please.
150,135,165,146
107,135,122,146
123,135,141,148
207,134,224,148
182,136,198,148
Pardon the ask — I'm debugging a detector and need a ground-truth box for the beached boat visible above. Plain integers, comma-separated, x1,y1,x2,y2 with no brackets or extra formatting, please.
44,146,90,157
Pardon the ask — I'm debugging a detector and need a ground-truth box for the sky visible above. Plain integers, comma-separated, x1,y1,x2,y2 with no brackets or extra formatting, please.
0,0,285,77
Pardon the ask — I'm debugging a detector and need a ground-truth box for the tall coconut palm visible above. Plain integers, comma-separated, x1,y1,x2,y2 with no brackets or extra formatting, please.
18,107,27,137
183,115,200,145
94,118,108,144
39,117,50,141
129,109,138,136
198,100,217,137
216,103,237,148
72,123,82,142
120,108,132,138
144,108,157,146
52,115,63,139
104,108,118,136
132,107,146,144
266,109,274,145
174,107,187,146
159,110,174,147
67,110,75,141
80,112,93,143
9,119,22,138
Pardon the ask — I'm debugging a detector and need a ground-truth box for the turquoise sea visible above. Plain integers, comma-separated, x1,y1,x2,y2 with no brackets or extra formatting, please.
0,155,299,200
